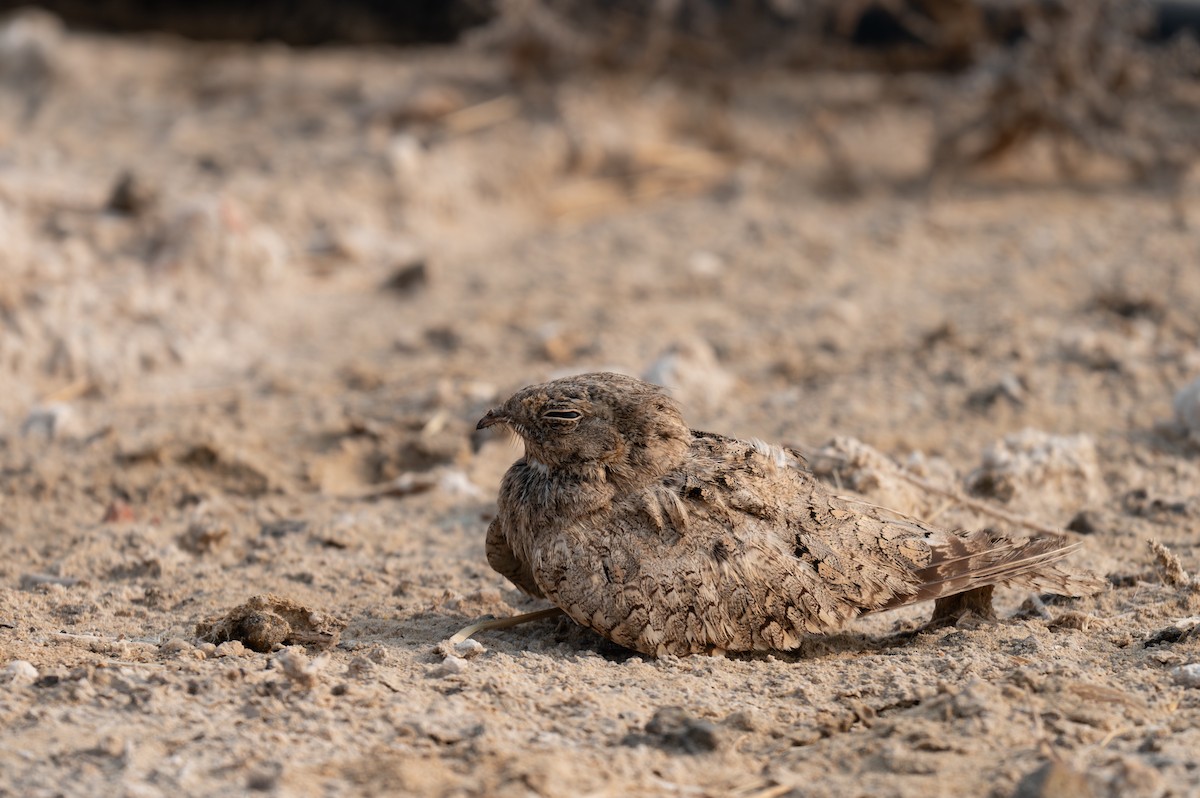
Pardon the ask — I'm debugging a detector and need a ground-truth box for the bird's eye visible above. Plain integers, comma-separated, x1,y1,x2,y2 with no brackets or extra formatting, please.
543,409,582,421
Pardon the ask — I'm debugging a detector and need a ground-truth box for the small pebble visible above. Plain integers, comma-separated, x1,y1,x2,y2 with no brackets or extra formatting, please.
179,519,231,555
643,339,734,417
160,638,194,656
437,468,483,498
274,648,324,690
0,8,63,85
1065,510,1102,535
106,170,156,216
101,500,135,524
20,403,76,441
637,706,721,754
3,660,39,685
451,639,485,659
381,259,428,295
214,640,249,658
1013,760,1094,798
1175,377,1200,442
431,655,468,677
19,572,80,589
722,709,761,732
1171,663,1200,688
964,429,1105,525
687,250,725,279
346,656,376,678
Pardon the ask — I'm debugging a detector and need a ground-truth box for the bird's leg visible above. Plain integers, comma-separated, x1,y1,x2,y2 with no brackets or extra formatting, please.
927,585,996,630
448,607,565,645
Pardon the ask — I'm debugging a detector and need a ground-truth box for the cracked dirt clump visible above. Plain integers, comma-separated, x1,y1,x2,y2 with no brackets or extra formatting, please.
964,429,1106,525
195,594,346,653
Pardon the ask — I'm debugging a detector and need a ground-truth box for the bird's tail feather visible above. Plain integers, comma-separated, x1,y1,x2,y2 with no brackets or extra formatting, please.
874,530,1101,613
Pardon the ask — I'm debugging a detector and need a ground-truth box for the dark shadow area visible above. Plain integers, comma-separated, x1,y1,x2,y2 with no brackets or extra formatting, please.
0,0,494,45
4,0,1196,51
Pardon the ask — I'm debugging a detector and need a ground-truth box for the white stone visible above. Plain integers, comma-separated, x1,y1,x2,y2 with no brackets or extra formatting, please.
159,638,194,656
1175,377,1200,442
643,340,734,418
431,655,468,678
3,660,38,685
451,639,485,659
20,402,76,440
1171,663,1200,688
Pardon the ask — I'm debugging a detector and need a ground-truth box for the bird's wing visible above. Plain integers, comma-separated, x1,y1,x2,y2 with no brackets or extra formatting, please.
485,516,544,598
530,430,1096,656
531,489,864,656
695,432,1096,612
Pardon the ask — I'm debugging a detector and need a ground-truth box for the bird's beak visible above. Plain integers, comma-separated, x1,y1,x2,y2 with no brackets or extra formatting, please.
476,408,507,430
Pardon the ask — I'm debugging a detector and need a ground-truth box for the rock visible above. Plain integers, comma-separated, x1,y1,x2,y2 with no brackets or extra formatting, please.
339,362,384,391
19,572,80,589
0,8,63,88
259,519,309,539
687,250,725,280
965,429,1105,525
274,647,326,690
413,712,484,745
534,322,591,365
722,709,761,732
387,132,424,179
643,339,734,418
967,373,1027,410
178,441,277,498
346,656,376,678
159,638,194,656
1012,761,1094,798
178,518,232,555
1065,510,1102,535
1175,376,1200,443
1058,328,1126,371
231,611,288,652
420,324,459,353
807,436,957,520
949,679,997,720
105,170,156,216
1123,488,1189,519
2,660,39,686
627,706,721,754
20,403,77,441
195,594,346,653
381,260,428,295
246,762,283,792
148,196,286,284
450,639,485,659
1171,663,1200,688
101,500,136,524
214,641,249,658
436,468,482,498
430,655,468,678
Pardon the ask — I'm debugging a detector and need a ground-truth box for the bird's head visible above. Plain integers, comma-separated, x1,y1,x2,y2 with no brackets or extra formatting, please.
477,372,690,486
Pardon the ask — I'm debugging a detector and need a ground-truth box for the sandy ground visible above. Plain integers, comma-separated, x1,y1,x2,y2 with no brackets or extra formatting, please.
2,16,1200,798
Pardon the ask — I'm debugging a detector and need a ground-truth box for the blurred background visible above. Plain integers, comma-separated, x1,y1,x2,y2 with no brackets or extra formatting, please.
2,0,1199,488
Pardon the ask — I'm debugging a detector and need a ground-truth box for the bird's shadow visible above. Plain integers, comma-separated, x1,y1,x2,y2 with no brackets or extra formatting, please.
341,604,970,665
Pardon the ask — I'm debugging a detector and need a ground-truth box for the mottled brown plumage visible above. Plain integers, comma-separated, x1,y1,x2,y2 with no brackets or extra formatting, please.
477,372,1093,656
